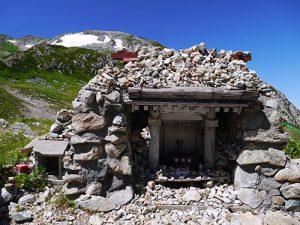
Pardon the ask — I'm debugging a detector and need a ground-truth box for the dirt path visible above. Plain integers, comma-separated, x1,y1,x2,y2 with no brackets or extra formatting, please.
5,87,56,120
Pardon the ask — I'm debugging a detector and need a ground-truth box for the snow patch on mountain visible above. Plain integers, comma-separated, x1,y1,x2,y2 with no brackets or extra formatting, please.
114,39,124,49
50,32,102,47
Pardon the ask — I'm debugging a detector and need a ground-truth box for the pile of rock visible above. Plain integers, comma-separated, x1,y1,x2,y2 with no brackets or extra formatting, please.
235,148,300,211
6,184,300,225
42,42,300,214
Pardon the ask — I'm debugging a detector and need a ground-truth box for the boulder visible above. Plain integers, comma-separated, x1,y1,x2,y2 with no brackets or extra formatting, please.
50,123,63,133
80,89,96,105
105,143,127,158
235,212,264,225
63,173,84,184
257,177,281,191
268,148,286,167
108,156,132,175
0,118,8,128
275,164,300,183
18,194,36,204
109,125,127,133
70,133,102,145
237,150,269,165
62,183,84,196
71,112,106,133
105,91,121,103
86,182,102,196
12,212,33,223
112,113,127,127
182,190,201,202
280,183,300,199
77,196,116,212
73,146,103,161
237,148,286,167
57,109,71,122
243,128,288,144
109,175,132,192
237,188,266,209
105,134,126,144
285,199,300,212
264,211,299,225
234,166,258,190
108,186,134,206
89,214,104,225
0,187,16,206
271,196,285,205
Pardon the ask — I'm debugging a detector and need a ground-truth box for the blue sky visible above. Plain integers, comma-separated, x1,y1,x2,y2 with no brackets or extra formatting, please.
1,0,300,108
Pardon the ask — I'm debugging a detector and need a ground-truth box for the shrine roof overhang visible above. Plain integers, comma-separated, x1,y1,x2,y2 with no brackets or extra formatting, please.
126,86,259,107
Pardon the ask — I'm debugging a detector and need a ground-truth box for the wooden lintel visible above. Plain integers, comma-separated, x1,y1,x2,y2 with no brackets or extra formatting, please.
126,101,249,108
128,86,259,100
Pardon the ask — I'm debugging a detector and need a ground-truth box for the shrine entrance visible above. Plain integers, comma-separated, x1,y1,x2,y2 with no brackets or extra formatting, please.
160,121,203,169
126,86,259,174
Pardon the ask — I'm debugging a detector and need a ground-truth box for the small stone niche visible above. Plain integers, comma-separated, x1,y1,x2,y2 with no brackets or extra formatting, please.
33,140,69,179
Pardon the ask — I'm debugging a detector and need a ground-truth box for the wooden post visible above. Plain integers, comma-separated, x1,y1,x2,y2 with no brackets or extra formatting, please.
148,117,161,171
204,110,217,170
58,156,63,179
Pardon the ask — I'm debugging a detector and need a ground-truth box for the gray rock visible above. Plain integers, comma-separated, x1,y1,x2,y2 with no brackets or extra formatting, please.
108,186,134,206
266,99,279,108
109,125,127,133
109,175,131,192
105,143,127,158
237,188,266,209
112,113,127,127
88,214,104,225
275,164,300,183
63,173,84,184
0,118,8,128
56,109,71,122
62,183,84,196
71,112,106,133
265,211,300,225
105,91,121,103
77,196,116,212
86,182,102,196
11,122,34,138
182,190,201,201
258,177,281,191
237,150,269,165
234,166,258,189
12,212,33,223
73,145,103,161
0,188,16,206
235,212,264,225
50,123,63,133
18,194,36,204
237,148,286,167
268,148,286,167
280,183,300,199
256,165,279,177
70,133,102,145
80,89,95,105
285,199,300,212
108,156,132,175
105,134,126,144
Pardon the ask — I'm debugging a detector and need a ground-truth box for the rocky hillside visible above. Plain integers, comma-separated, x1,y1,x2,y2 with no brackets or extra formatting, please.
0,30,164,121
1,30,163,52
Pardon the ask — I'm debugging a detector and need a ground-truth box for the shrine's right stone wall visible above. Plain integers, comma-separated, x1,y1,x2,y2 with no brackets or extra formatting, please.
229,93,300,211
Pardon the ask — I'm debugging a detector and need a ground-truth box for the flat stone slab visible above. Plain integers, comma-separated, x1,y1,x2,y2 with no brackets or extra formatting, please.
33,140,69,156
